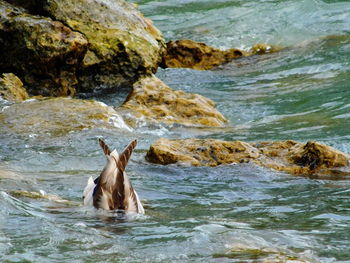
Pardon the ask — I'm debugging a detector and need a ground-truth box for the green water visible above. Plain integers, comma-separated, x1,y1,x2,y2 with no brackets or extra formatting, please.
1,0,350,262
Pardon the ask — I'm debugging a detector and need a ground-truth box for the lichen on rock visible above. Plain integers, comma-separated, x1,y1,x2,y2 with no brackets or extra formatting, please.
0,73,29,102
0,0,165,96
146,138,350,178
121,75,228,127
161,39,282,70
43,0,165,95
0,0,88,96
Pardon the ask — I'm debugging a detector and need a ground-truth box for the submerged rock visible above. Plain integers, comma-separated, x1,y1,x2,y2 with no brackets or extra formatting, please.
9,190,74,205
0,0,165,96
0,1,88,96
121,75,227,127
161,39,282,70
0,97,131,135
214,244,312,263
146,138,350,178
0,73,29,102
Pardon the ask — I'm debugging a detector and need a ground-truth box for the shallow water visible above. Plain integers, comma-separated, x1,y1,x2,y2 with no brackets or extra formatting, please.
1,0,350,262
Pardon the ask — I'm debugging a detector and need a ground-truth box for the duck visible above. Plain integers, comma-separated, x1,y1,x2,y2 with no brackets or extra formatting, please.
83,139,144,214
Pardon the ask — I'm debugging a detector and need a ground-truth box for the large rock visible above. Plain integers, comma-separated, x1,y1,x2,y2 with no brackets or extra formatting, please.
43,0,165,94
0,73,29,102
0,97,131,135
121,75,228,127
0,0,165,96
0,1,88,96
146,138,350,178
161,39,281,70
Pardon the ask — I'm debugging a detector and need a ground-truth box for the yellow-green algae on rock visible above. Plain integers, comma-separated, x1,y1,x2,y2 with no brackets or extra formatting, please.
0,0,165,96
161,39,282,70
121,75,228,127
43,0,165,94
0,97,131,135
0,0,88,96
0,73,29,102
146,138,350,178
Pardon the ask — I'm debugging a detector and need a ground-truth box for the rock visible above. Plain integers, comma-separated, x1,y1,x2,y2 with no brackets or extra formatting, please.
146,138,350,178
121,75,227,127
161,39,282,70
214,244,312,263
160,39,246,70
0,97,131,135
255,141,350,176
250,43,282,55
146,138,258,166
0,1,88,96
0,73,29,102
9,190,74,205
43,0,165,95
0,0,165,96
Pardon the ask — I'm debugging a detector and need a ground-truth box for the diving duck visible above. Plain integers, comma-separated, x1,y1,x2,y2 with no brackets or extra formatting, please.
83,139,144,214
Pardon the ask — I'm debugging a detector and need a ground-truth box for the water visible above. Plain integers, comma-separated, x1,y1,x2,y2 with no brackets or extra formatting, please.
1,0,350,262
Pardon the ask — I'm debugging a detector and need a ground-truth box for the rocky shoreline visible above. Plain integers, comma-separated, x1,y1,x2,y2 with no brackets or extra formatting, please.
1,0,349,179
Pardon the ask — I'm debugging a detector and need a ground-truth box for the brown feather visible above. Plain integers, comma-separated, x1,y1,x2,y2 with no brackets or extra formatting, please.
99,138,111,156
116,140,137,172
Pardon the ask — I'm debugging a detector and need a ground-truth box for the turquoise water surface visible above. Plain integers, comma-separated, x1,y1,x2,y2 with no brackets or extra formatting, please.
1,0,350,262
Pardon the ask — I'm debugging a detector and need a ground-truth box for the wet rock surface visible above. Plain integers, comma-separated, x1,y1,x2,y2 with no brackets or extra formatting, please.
161,39,282,70
0,0,165,96
0,1,88,96
121,75,228,127
146,138,350,178
9,190,75,205
0,97,131,135
43,0,165,95
0,73,29,102
214,244,312,263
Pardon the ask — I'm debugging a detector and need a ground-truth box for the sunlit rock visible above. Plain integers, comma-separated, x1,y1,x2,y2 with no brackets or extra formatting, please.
146,138,350,178
255,141,350,177
43,0,165,95
161,39,282,70
121,75,227,127
0,97,131,135
0,0,165,96
0,73,29,102
0,1,88,96
146,138,258,166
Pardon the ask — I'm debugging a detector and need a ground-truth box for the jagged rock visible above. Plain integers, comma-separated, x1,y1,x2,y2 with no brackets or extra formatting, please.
0,73,29,102
0,97,131,135
0,0,165,96
0,1,88,96
161,39,282,70
121,75,227,127
146,138,350,178
255,141,350,176
43,0,165,95
146,138,258,166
